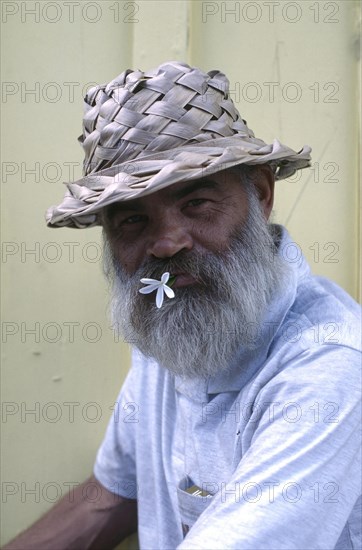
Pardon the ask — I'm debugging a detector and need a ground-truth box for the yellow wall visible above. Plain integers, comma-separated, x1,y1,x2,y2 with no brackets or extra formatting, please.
1,0,360,546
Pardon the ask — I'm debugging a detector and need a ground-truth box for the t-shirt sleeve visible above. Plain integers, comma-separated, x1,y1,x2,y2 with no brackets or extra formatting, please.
93,356,140,500
178,345,361,550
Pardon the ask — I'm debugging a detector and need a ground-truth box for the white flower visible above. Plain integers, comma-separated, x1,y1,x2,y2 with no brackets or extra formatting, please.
139,272,175,309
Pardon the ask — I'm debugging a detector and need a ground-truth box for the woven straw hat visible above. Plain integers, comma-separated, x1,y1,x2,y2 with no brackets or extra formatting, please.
46,61,311,228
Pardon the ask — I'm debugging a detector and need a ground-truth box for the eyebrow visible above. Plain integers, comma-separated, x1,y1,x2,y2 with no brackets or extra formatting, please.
169,179,219,200
107,179,220,213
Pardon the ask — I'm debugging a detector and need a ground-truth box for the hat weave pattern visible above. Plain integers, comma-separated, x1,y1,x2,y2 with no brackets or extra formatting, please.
47,62,312,228
81,64,257,176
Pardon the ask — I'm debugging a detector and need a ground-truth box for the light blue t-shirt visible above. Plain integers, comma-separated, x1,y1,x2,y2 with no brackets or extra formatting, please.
94,227,361,549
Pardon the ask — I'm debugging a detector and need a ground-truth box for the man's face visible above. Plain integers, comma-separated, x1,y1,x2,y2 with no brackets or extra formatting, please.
102,168,286,380
103,169,263,281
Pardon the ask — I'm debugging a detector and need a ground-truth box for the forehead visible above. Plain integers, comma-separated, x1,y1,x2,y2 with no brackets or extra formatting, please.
104,169,244,216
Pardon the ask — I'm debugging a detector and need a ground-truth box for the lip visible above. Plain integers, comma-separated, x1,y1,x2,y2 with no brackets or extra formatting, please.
171,273,197,288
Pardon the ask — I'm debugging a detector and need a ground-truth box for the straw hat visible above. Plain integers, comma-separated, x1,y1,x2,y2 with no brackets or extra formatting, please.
46,61,311,229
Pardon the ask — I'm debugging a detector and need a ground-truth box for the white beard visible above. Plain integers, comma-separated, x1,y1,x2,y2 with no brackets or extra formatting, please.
103,186,288,379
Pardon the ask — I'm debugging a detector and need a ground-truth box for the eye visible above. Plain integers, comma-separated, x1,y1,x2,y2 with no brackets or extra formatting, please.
186,198,207,208
122,214,147,225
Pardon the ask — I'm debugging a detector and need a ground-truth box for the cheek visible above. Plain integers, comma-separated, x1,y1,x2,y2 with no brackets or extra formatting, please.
192,217,238,254
109,239,143,275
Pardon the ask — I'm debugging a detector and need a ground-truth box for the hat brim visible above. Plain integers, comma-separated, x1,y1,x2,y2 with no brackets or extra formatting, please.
46,137,311,228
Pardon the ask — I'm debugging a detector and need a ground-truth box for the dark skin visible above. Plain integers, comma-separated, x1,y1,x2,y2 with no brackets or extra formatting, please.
3,167,274,550
103,167,275,278
2,475,137,550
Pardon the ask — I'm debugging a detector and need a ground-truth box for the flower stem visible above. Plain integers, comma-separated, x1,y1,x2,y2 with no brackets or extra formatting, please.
168,275,177,287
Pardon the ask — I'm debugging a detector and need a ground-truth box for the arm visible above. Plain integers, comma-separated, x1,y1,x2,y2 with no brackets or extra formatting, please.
2,475,137,550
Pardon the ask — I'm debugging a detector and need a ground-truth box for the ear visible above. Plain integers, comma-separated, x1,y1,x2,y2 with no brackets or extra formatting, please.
252,165,275,220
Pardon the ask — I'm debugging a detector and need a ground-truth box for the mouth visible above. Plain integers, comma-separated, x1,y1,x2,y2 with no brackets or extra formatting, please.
171,272,198,288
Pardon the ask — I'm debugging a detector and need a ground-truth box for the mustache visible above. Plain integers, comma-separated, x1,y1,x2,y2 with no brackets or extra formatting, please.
123,249,225,287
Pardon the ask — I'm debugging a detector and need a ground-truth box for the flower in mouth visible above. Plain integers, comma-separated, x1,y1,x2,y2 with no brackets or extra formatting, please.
139,272,176,309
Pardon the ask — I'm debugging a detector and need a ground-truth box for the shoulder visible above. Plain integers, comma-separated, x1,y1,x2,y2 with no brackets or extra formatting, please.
255,270,361,404
287,273,360,353
127,348,174,401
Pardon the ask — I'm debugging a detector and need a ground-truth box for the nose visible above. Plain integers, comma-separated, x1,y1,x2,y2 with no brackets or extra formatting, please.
146,217,193,259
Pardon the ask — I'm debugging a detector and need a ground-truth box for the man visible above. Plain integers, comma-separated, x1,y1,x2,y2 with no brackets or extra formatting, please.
4,62,361,549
